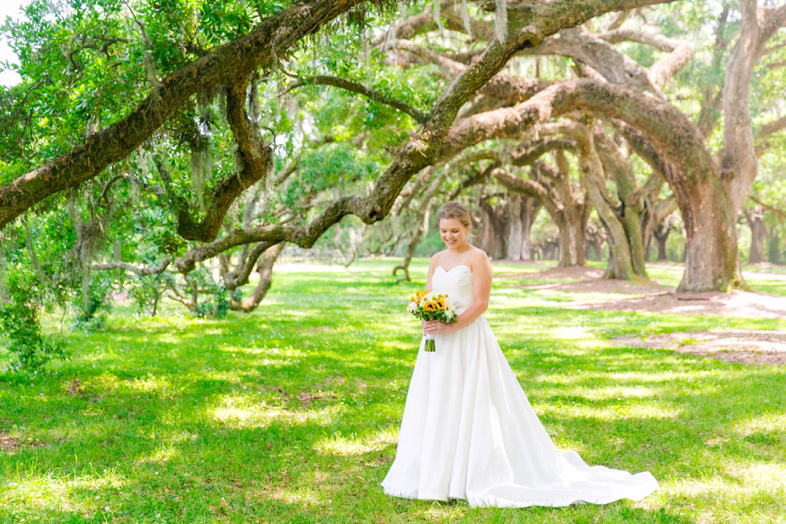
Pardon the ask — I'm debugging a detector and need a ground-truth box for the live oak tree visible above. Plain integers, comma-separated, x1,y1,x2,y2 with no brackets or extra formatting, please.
387,0,786,289
2,0,786,323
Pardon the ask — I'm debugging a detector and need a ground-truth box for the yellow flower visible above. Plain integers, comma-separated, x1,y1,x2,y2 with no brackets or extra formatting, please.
424,302,436,312
436,298,446,310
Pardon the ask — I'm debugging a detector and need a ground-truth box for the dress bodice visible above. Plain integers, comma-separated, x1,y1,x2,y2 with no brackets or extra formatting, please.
432,265,474,315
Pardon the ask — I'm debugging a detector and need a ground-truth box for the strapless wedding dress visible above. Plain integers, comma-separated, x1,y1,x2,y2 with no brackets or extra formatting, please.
381,265,658,507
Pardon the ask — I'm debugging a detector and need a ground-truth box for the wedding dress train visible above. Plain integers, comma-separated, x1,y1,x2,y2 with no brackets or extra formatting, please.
381,265,659,507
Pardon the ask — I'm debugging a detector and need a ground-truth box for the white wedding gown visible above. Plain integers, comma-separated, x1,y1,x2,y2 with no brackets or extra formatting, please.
381,265,659,507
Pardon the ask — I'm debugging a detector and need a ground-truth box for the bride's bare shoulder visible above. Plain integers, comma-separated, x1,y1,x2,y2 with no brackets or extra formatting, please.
468,246,492,271
429,249,448,267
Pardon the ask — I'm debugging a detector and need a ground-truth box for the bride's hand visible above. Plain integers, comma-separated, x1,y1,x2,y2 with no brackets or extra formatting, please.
422,320,458,335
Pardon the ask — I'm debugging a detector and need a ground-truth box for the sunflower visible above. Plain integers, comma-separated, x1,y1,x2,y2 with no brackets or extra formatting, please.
436,298,446,310
424,302,437,312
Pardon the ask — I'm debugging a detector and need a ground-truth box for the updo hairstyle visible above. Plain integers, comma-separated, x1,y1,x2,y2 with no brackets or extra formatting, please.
438,201,471,229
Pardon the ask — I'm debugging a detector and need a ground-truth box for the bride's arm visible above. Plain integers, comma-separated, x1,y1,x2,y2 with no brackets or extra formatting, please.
425,254,438,291
422,255,440,334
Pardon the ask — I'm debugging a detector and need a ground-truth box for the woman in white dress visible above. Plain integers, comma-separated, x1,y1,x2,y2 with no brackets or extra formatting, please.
381,201,659,508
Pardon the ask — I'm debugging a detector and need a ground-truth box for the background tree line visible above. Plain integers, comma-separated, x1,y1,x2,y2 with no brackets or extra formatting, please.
1,0,785,370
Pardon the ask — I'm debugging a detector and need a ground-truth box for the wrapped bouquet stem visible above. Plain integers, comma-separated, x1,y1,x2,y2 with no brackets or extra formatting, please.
406,290,458,352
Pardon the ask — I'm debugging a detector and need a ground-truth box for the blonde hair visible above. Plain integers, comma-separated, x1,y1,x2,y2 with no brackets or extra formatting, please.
438,201,471,229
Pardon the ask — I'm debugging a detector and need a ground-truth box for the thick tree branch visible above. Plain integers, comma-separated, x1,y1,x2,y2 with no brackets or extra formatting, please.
396,40,554,106
165,79,274,242
521,28,658,94
765,58,786,70
92,258,171,276
0,0,367,229
175,225,296,273
2,0,677,273
230,242,285,312
281,75,428,123
759,114,786,140
695,6,730,141
761,41,786,56
448,162,498,200
749,195,786,219
757,5,786,50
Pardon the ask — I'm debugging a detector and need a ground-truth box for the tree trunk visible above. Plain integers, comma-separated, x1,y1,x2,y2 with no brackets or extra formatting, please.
506,196,524,261
767,230,781,264
677,179,743,291
554,150,587,268
587,238,604,260
556,215,586,267
591,127,648,278
479,198,507,260
542,238,559,260
506,194,540,261
520,197,540,260
393,208,430,282
584,178,633,278
744,208,767,264
230,242,285,312
652,223,670,261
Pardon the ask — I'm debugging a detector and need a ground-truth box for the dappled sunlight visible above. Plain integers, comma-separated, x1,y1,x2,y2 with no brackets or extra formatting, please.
313,427,398,457
79,371,124,394
724,461,786,489
211,393,344,429
3,472,127,514
539,401,681,421
265,487,323,507
534,369,730,386
733,413,786,436
570,385,660,400
667,472,785,522
135,446,182,465
552,325,594,340
125,373,173,393
155,332,187,344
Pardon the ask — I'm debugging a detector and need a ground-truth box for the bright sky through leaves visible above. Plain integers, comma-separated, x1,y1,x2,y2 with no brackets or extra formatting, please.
0,0,27,86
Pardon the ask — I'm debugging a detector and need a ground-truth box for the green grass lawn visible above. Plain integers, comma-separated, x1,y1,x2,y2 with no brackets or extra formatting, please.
1,259,785,523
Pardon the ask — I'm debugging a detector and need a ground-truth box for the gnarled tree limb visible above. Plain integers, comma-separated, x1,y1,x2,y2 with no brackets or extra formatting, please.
281,75,429,123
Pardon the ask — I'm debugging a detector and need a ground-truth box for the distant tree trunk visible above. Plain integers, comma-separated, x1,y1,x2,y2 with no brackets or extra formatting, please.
585,224,606,260
492,159,588,268
641,198,678,260
506,194,541,260
506,196,524,261
393,167,447,281
652,223,671,261
768,230,782,264
541,237,560,260
479,197,507,260
592,130,647,278
744,208,767,264
556,213,586,267
521,197,540,260
553,151,589,267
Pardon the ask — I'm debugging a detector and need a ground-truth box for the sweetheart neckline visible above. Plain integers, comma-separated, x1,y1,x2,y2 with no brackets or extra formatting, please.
435,264,471,274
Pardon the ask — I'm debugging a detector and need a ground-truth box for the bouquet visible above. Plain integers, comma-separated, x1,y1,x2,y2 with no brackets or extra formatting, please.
406,290,458,352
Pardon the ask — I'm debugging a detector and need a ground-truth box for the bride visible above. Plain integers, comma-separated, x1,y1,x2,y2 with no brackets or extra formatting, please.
381,201,659,507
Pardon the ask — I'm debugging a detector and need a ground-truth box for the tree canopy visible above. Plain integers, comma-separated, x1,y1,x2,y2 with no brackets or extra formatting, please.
2,0,786,340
